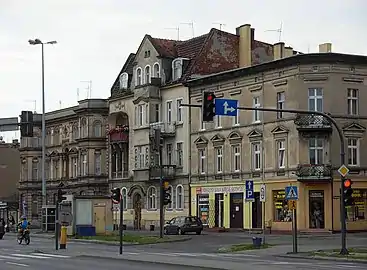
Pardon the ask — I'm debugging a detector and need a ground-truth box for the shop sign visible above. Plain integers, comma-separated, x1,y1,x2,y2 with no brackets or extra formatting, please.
198,186,244,194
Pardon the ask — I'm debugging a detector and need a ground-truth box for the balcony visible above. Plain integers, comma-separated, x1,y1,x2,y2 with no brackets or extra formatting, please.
19,137,42,151
108,125,129,143
150,122,176,137
294,114,332,133
149,165,176,180
134,78,161,100
296,164,332,182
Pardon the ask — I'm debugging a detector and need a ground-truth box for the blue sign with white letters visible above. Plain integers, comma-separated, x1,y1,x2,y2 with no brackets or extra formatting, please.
285,186,299,200
215,98,238,117
245,180,254,201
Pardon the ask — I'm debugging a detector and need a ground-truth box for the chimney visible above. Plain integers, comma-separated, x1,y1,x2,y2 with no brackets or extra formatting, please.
284,46,294,57
273,42,285,60
319,43,332,53
236,24,252,68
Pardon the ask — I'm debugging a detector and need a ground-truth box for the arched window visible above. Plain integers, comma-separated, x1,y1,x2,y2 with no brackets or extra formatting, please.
172,59,183,81
147,186,157,209
121,188,127,210
136,68,142,86
119,73,128,89
144,65,151,84
153,63,160,78
81,118,87,137
92,121,102,137
31,194,38,218
72,124,78,140
176,185,184,210
166,185,173,210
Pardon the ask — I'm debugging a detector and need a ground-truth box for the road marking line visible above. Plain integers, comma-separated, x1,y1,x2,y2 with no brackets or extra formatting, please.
0,255,24,260
11,254,50,259
31,253,70,258
336,265,357,268
6,262,29,267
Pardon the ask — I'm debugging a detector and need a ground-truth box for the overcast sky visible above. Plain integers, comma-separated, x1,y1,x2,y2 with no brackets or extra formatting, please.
0,0,366,142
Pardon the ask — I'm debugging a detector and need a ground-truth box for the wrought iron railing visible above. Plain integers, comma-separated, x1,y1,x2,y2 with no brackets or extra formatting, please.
149,165,176,179
294,114,332,128
296,164,332,179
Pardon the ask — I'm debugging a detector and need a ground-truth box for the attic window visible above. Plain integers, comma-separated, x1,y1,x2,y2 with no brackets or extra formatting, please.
119,73,128,89
144,50,151,58
172,58,183,81
145,65,151,84
153,63,160,78
136,68,142,86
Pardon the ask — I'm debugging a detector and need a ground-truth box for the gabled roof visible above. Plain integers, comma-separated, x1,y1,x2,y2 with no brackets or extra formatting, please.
110,53,136,93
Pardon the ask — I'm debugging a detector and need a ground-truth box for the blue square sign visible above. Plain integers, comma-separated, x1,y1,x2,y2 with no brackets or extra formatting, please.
285,186,298,200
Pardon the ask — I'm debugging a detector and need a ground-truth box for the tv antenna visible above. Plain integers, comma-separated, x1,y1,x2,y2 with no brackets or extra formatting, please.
180,22,194,38
164,26,180,40
24,99,37,113
80,80,92,99
265,22,283,42
77,88,80,101
213,23,226,31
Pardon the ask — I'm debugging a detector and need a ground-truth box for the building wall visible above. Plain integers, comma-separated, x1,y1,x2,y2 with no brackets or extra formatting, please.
0,141,20,202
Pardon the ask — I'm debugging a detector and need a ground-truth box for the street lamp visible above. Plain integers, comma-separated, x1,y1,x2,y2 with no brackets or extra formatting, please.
28,38,57,214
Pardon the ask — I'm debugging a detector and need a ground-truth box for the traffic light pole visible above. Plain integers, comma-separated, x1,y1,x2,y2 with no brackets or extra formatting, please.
159,143,164,238
181,103,348,254
55,199,59,251
119,197,123,254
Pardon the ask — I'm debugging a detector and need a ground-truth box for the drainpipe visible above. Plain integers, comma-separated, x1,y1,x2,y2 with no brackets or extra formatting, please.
188,87,192,216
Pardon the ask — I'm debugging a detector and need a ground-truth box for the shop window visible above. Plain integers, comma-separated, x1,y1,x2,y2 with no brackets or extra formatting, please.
346,189,367,221
197,194,209,226
309,190,325,229
273,190,292,222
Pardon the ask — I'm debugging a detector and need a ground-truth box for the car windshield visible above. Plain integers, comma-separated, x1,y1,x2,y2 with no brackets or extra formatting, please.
185,217,200,225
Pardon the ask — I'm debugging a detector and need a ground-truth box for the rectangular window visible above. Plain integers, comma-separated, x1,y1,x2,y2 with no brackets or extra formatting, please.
253,97,261,122
72,157,78,177
215,115,222,128
199,149,206,174
308,88,323,112
347,89,358,115
154,104,160,122
309,137,324,164
276,92,285,119
82,153,87,176
166,144,173,165
166,101,172,123
139,147,145,168
176,99,183,122
252,142,261,170
94,152,101,175
137,104,144,126
232,145,241,172
32,160,38,180
277,140,286,169
176,142,183,167
273,190,292,222
145,104,149,124
233,109,239,126
215,147,223,173
348,138,359,166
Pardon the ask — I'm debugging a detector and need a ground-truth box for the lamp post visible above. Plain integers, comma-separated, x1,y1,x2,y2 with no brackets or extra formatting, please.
28,39,57,212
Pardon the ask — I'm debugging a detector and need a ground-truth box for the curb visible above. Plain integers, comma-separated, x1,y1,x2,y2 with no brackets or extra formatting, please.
276,254,367,264
69,236,192,246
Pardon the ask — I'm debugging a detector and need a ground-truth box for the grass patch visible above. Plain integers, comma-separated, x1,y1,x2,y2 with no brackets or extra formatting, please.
312,249,367,260
74,233,186,244
218,243,273,253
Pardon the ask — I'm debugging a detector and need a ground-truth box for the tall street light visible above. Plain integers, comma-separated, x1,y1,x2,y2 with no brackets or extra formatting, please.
28,39,57,212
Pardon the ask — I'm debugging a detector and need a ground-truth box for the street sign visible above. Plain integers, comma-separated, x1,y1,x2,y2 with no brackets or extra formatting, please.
0,117,19,132
288,200,297,210
215,98,238,116
245,180,254,201
60,212,73,224
338,164,349,177
260,184,266,202
285,186,299,200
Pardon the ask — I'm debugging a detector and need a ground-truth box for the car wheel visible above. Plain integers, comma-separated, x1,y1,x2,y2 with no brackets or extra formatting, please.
164,228,168,235
178,228,184,235
196,230,202,235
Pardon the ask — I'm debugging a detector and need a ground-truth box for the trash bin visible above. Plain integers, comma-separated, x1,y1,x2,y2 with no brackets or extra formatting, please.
252,237,262,248
150,224,155,231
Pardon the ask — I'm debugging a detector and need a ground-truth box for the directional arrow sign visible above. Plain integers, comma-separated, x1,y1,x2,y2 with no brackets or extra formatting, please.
215,98,238,117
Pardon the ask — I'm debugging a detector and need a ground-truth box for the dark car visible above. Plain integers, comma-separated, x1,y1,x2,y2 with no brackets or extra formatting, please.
164,216,203,235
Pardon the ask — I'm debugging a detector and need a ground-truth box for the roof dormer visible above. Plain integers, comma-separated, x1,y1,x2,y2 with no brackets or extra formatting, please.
119,73,128,89
172,58,189,81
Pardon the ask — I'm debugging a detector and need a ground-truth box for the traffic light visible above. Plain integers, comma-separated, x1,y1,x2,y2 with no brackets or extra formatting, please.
57,188,67,203
163,181,171,206
20,111,34,137
111,188,121,204
202,91,216,122
343,179,354,206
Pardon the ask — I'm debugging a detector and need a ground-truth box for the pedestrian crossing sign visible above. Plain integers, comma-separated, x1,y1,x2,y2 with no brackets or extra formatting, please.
285,186,298,200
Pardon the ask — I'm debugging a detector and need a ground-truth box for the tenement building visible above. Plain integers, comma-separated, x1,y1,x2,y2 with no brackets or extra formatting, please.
108,23,285,229
187,44,367,232
18,99,109,225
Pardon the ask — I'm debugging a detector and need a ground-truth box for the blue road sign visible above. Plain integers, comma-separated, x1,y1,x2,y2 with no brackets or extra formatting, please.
245,180,254,201
285,186,299,200
215,98,238,116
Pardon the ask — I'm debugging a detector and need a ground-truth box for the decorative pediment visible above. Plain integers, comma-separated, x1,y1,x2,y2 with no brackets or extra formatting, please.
49,150,59,158
210,134,225,146
342,122,366,132
271,125,289,135
247,129,262,138
194,136,208,147
133,96,149,105
227,131,243,144
69,147,78,154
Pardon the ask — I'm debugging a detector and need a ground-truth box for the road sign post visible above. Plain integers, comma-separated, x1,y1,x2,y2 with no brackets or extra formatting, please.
260,184,266,244
245,180,254,234
285,185,299,253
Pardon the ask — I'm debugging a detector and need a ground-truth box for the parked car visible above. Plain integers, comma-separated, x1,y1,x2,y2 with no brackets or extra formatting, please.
0,219,5,240
164,216,203,235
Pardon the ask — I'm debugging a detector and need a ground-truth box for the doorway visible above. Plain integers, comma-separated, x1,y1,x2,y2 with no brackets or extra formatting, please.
230,193,243,228
133,193,142,230
215,193,224,227
94,206,106,234
309,190,325,229
252,192,262,229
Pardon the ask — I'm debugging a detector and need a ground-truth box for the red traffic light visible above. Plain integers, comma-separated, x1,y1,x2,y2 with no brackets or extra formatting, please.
207,94,214,101
344,179,352,188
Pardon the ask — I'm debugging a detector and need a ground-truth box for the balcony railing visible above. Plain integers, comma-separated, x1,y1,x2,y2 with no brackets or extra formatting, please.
296,164,332,181
20,137,42,150
150,122,176,137
112,171,129,179
294,114,332,132
149,165,176,179
108,125,129,142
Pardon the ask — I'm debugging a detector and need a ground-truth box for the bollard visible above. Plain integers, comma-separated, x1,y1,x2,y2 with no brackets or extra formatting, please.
60,226,67,249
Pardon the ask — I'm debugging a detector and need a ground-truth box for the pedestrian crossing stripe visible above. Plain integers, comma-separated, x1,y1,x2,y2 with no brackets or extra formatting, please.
0,253,71,260
285,186,298,200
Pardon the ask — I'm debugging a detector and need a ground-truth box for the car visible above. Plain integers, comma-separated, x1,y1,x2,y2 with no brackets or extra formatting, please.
164,216,203,235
